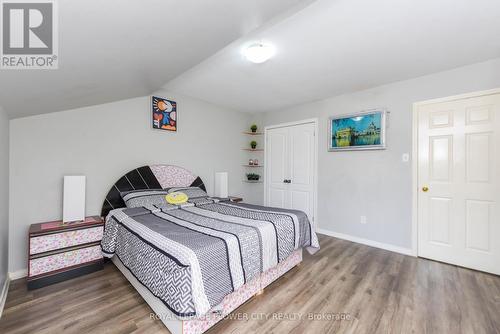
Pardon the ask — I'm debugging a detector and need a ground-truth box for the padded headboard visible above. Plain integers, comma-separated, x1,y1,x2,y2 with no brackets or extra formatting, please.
101,165,206,217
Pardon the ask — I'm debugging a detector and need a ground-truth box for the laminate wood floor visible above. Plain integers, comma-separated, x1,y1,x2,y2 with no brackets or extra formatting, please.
1,234,500,334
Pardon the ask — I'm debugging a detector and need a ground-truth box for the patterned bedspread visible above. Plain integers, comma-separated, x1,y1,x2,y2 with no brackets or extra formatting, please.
101,198,319,318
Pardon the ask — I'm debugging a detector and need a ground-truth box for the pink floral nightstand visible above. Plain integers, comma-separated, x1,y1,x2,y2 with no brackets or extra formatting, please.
27,216,104,289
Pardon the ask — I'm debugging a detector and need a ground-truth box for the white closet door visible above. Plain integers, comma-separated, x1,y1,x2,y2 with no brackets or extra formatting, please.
417,92,500,275
266,127,289,208
289,123,315,219
266,122,316,222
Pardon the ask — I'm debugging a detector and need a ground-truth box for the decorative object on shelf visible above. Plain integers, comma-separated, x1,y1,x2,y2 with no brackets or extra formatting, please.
328,109,387,151
250,124,258,133
214,172,228,198
253,159,259,166
250,140,257,149
246,173,260,181
63,176,86,224
249,159,254,165
152,96,177,131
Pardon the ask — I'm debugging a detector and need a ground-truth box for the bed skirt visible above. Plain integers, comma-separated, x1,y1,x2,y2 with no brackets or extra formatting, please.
111,248,303,334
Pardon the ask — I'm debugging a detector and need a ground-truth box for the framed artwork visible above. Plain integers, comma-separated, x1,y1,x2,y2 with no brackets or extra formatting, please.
152,96,177,131
328,109,386,151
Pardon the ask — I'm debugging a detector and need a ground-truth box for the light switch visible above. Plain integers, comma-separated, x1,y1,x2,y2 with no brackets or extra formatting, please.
402,153,410,162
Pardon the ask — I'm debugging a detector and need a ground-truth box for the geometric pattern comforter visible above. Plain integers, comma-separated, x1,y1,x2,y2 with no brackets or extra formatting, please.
101,198,320,319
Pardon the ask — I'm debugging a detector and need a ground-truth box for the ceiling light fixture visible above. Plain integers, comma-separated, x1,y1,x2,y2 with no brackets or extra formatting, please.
244,43,275,64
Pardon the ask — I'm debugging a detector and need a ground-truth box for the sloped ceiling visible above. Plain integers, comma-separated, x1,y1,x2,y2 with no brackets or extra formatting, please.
165,0,500,112
0,0,307,118
2,0,500,118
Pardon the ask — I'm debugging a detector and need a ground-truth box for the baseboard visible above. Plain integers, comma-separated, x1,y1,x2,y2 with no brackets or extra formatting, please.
316,228,415,257
8,269,28,281
0,276,10,319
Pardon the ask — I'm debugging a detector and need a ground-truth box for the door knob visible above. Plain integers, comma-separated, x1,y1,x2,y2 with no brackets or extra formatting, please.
422,186,429,192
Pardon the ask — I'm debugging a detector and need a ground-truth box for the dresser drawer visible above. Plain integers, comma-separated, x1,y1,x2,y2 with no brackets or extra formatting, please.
30,226,104,255
29,245,103,277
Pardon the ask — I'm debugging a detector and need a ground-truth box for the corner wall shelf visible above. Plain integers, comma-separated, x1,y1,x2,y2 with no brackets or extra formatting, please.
243,126,264,185
243,132,264,135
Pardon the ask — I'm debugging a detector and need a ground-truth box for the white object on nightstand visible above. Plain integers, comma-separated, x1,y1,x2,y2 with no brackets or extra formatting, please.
214,172,228,198
63,176,86,223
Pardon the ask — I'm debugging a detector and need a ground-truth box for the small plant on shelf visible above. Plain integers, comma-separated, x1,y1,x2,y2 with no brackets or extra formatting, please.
250,124,258,133
250,140,257,149
246,173,260,181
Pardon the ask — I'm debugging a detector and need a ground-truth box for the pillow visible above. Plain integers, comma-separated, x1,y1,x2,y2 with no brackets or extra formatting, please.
121,189,173,208
120,187,209,209
166,192,189,204
166,186,208,199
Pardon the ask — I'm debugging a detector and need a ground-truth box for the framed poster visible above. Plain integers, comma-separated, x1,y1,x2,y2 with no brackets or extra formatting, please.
328,109,386,151
152,96,177,131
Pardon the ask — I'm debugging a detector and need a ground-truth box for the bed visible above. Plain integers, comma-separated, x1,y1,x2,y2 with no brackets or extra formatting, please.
100,165,319,334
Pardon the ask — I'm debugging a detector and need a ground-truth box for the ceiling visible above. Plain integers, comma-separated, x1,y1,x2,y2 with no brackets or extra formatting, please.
165,0,500,112
0,0,306,118
2,0,500,118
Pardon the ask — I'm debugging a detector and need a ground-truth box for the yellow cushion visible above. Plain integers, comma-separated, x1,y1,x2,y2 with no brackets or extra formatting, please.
165,192,189,204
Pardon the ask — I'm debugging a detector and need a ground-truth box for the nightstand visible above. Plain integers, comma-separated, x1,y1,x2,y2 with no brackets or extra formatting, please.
228,196,243,203
27,216,105,290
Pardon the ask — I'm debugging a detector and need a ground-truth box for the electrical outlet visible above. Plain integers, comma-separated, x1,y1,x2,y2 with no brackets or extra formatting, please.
360,215,367,224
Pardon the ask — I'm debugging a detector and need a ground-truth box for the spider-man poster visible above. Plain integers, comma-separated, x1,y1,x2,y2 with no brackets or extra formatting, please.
152,96,177,131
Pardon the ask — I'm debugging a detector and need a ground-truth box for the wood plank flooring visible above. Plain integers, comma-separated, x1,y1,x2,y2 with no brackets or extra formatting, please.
1,234,499,334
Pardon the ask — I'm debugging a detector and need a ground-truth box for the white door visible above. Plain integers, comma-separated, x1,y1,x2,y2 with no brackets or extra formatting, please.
267,127,288,209
266,122,316,222
417,91,500,275
289,123,315,219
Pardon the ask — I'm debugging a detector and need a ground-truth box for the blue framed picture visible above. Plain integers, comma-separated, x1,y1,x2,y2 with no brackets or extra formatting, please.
328,110,386,151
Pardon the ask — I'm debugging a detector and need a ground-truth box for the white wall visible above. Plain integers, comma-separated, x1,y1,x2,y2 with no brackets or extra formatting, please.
9,92,257,273
7,58,500,272
262,58,500,251
0,107,9,288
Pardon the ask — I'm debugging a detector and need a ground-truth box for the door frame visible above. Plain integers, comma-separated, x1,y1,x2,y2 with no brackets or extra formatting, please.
411,87,500,257
264,118,319,228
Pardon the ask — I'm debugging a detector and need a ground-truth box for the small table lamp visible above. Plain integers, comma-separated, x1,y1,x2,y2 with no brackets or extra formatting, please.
63,176,86,223
214,172,228,198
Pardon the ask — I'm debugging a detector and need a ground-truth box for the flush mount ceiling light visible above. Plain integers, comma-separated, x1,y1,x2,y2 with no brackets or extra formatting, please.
244,43,275,64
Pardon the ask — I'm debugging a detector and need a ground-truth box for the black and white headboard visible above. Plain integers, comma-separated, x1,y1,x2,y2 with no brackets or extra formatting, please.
101,165,206,217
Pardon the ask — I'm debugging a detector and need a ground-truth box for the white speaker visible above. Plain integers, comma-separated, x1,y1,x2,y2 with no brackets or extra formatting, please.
63,176,86,223
214,172,228,198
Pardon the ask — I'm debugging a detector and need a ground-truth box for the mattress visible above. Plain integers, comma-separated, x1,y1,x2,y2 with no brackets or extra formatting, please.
101,198,319,319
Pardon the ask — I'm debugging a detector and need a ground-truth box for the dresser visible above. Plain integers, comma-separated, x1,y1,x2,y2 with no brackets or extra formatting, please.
27,216,105,290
